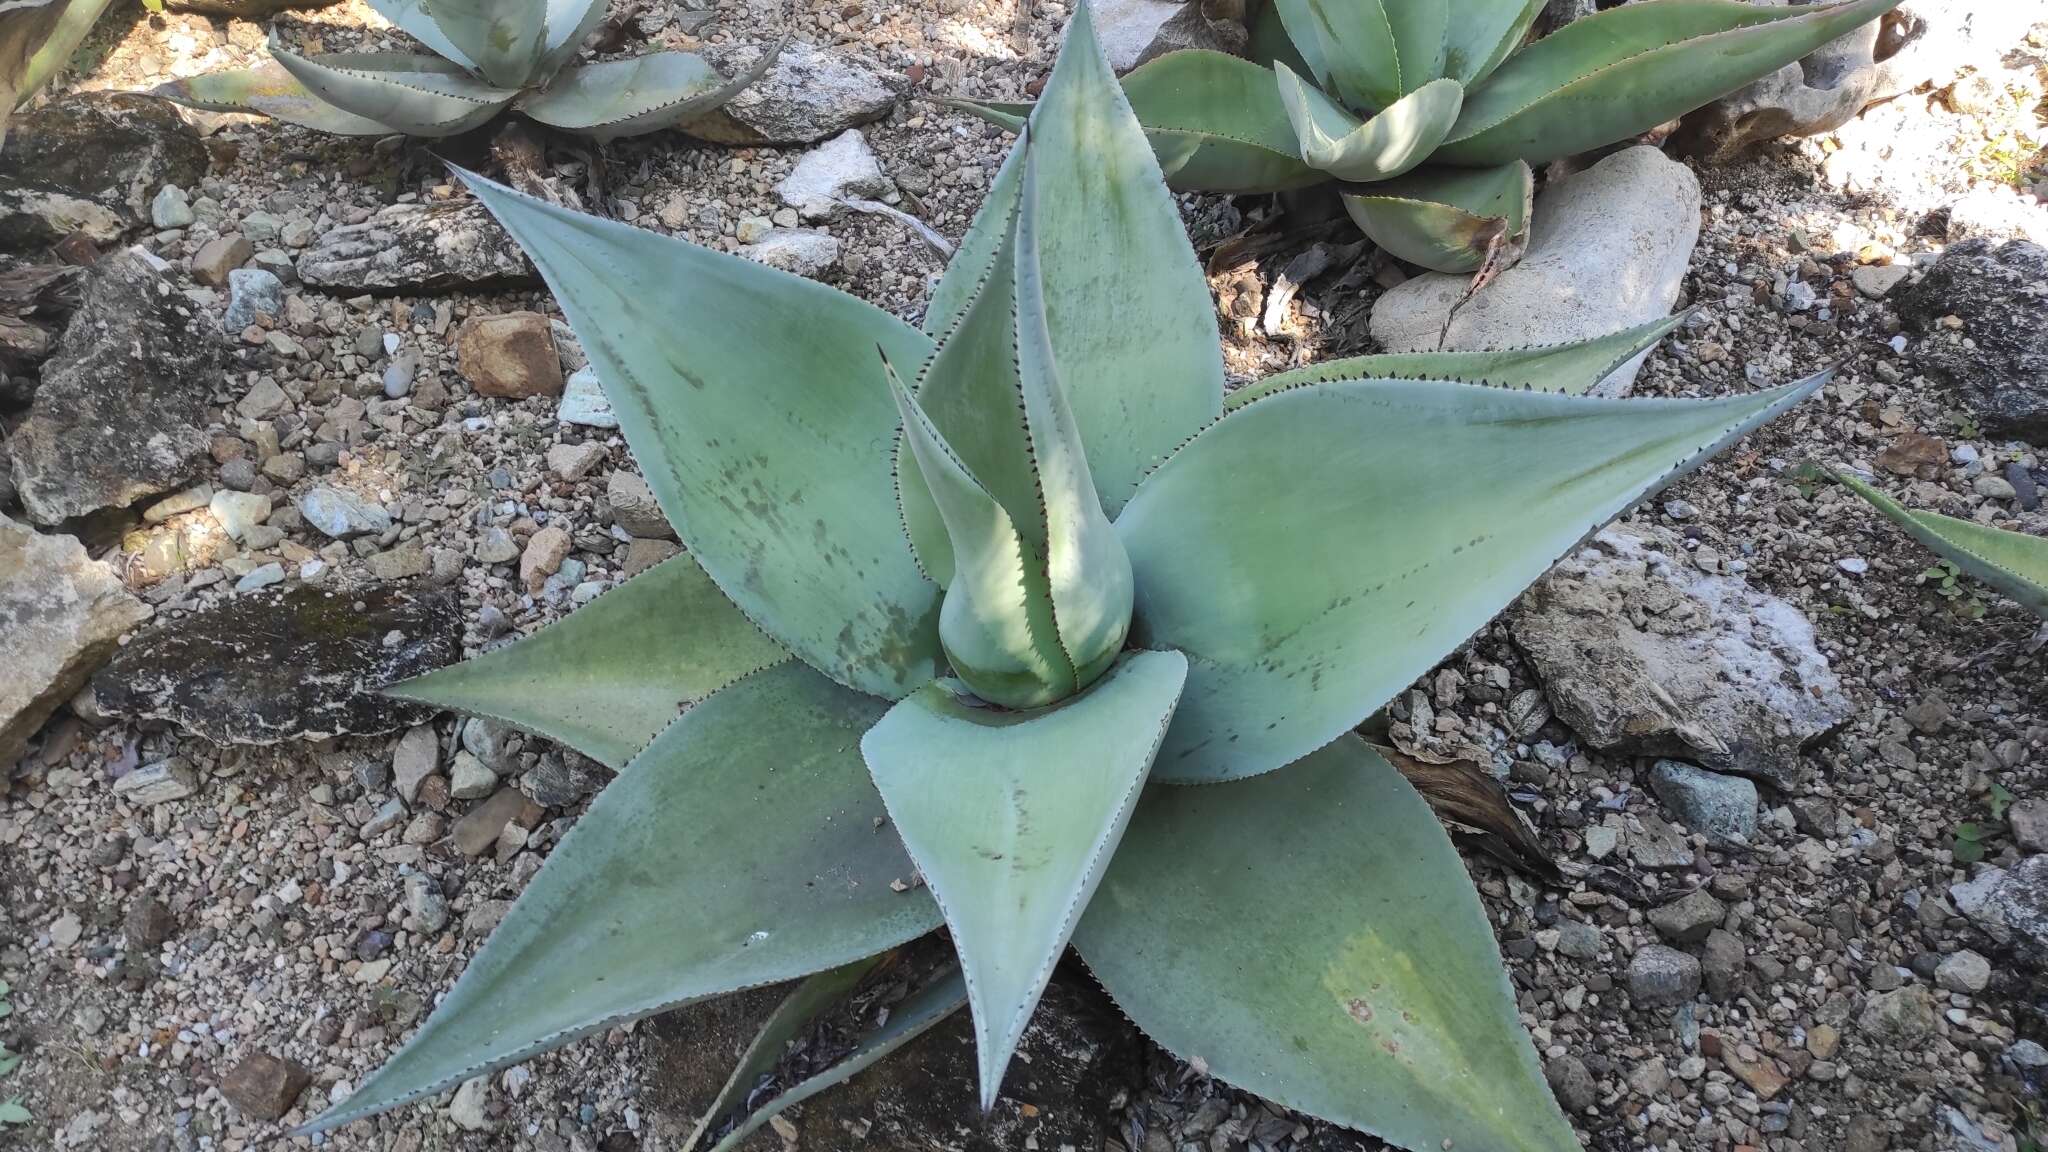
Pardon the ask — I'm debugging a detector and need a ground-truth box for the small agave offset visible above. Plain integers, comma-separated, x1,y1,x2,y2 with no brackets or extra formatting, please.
304,8,1830,1150
152,0,773,140
961,0,1899,273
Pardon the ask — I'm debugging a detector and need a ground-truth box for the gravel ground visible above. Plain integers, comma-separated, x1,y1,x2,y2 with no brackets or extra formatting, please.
3,3,2046,1151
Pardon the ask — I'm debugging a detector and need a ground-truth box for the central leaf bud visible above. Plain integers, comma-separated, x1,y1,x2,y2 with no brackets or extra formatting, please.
936,523,1134,710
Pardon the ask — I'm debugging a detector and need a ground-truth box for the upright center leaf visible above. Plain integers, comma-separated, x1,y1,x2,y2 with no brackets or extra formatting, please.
891,134,1134,710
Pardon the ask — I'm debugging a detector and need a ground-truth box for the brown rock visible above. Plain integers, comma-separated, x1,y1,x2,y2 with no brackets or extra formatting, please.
454,787,528,856
192,234,252,286
220,1051,313,1121
124,897,175,950
1876,431,1947,478
1719,1041,1789,1101
621,537,681,579
520,523,572,592
457,311,563,399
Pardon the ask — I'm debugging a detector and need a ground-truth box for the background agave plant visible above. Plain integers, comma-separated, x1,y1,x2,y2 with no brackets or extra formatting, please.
296,7,1832,1150
151,0,774,139
0,0,113,145
961,0,1899,274
1834,470,2048,620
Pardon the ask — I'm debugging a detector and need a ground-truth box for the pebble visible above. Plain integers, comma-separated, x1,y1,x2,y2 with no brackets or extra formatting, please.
557,365,618,428
151,184,194,229
1544,1055,1596,1113
520,524,572,592
546,441,608,481
450,1076,492,1131
192,234,252,286
1628,944,1701,1004
1858,985,1937,1043
1935,949,1992,993
1648,887,1728,945
208,489,272,540
223,268,284,331
220,1052,313,1122
382,352,417,399
449,750,499,800
458,311,564,399
1837,556,1869,575
112,759,198,804
234,562,286,592
743,228,842,277
298,486,393,539
1647,759,1758,844
1851,263,1911,298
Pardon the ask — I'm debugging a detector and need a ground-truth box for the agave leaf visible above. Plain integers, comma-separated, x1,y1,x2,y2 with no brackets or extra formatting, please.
1117,371,1826,784
1277,64,1462,183
297,662,943,1135
1440,0,1904,167
944,51,1327,197
903,137,1134,693
1246,0,1313,77
886,354,1071,709
861,650,1188,1109
922,126,1021,339
705,968,969,1152
1273,0,1395,112
384,554,787,769
684,955,886,1152
1340,159,1531,273
1443,0,1545,87
150,63,396,135
1073,735,1579,1152
1120,51,1324,194
1836,471,2048,619
537,0,608,77
367,0,476,70
456,170,943,700
520,47,774,140
421,0,548,89
14,0,111,114
1002,1,1224,515
271,44,517,136
1227,313,1684,408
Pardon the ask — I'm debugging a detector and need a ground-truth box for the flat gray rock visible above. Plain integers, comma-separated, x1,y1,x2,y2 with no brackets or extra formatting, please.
0,94,207,252
92,584,460,745
298,202,535,295
1369,147,1699,397
689,41,902,146
10,248,218,524
1511,525,1850,790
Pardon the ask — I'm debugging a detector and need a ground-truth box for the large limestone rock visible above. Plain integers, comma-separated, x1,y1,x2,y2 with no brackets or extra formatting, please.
298,202,535,294
0,514,151,768
688,41,903,146
10,248,219,524
0,94,207,252
1509,525,1851,791
1891,239,2048,446
93,584,460,744
1368,147,1699,398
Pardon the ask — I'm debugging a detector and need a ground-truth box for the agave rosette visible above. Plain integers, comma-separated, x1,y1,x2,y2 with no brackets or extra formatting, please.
301,7,1829,1150
150,0,774,140
959,0,1899,273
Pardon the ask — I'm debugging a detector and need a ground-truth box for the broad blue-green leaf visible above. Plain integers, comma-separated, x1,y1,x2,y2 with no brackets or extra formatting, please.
456,170,943,700
1341,160,1531,273
862,650,1187,1108
1443,0,1544,86
1227,313,1684,408
1276,63,1461,182
367,0,475,70
923,131,1020,338
1074,736,1578,1152
1837,471,2048,619
421,0,547,89
1274,0,1395,112
383,554,787,769
1121,51,1323,194
520,48,772,140
151,63,397,136
1014,1,1223,514
685,955,886,1152
706,969,968,1152
271,44,516,136
1440,0,1903,166
538,0,607,76
1118,372,1826,783
298,662,943,1135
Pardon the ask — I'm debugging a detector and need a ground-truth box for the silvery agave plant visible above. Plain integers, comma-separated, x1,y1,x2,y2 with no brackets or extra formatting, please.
961,0,1898,273
302,7,1830,1149
152,0,773,140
